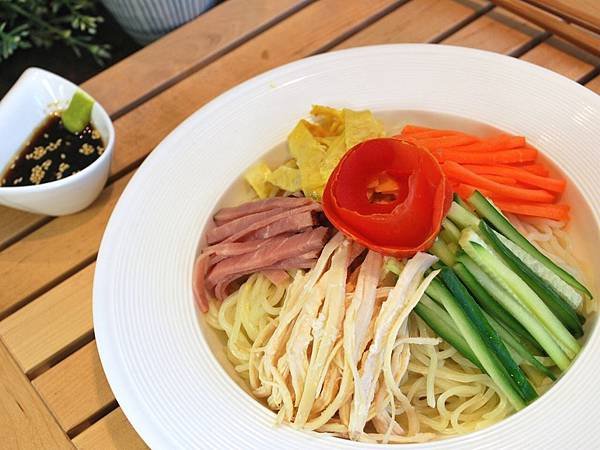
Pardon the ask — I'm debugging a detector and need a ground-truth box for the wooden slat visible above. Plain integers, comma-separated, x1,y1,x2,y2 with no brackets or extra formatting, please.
0,341,72,449
82,0,309,118
585,76,600,94
0,264,95,374
0,174,131,319
72,408,147,450
0,0,309,251
526,0,600,31
0,210,46,252
0,0,401,319
520,37,597,81
492,0,600,56
32,341,114,433
336,0,490,49
443,7,545,54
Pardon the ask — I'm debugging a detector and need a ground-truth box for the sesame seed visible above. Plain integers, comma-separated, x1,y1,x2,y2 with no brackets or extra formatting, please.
79,143,95,156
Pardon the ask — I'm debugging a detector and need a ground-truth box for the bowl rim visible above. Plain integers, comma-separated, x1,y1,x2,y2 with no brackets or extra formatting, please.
0,67,115,193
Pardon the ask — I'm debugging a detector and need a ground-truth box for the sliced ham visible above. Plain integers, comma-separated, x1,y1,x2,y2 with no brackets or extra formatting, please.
247,211,316,240
214,255,318,300
206,207,286,244
193,197,330,311
223,203,322,244
206,227,328,289
213,197,312,225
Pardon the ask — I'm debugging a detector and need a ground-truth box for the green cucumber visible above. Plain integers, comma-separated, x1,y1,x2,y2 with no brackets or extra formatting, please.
468,190,592,298
494,231,582,310
430,237,456,267
459,229,577,368
415,295,482,369
483,310,556,381
453,193,472,211
479,221,583,338
453,259,543,355
427,275,533,409
447,201,480,230
438,270,538,402
441,218,461,243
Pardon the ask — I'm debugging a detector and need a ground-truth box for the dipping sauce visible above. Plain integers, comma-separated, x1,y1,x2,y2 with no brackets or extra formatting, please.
1,114,105,187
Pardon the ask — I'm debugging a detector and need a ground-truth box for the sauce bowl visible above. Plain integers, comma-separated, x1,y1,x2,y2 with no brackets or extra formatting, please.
0,68,115,216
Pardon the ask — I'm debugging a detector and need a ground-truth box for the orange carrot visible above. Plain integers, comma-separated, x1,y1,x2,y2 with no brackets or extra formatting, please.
493,200,570,222
481,174,519,185
416,134,479,148
432,147,537,164
447,134,525,152
463,164,566,193
443,161,555,203
511,163,550,177
406,130,465,139
400,125,454,135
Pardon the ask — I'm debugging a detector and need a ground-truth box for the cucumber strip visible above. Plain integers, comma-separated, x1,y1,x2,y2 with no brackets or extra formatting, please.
483,310,556,381
447,242,459,254
468,190,592,298
438,270,538,402
427,276,531,409
453,259,543,355
457,254,569,366
447,201,480,230
494,231,582,310
453,193,472,211
459,229,578,365
442,218,461,243
479,221,583,338
415,296,482,369
430,237,456,267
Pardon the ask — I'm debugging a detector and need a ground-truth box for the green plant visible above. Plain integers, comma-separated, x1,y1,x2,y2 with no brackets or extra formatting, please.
0,0,110,64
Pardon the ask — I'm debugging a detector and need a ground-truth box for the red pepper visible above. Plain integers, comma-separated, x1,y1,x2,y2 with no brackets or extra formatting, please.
322,138,452,257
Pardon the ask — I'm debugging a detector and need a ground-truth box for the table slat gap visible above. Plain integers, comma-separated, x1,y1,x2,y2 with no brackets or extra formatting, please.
0,339,74,449
0,263,96,375
32,341,116,434
585,75,600,94
71,407,148,450
335,0,492,50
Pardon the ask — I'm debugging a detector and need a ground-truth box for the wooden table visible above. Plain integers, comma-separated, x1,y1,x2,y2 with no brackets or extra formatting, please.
1,0,598,448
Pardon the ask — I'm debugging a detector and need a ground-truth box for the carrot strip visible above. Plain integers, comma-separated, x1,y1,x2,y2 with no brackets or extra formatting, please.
463,164,566,193
510,163,550,177
443,161,555,203
481,174,519,185
401,125,448,134
432,147,537,164
447,134,525,152
493,200,570,222
416,134,479,148
406,130,465,139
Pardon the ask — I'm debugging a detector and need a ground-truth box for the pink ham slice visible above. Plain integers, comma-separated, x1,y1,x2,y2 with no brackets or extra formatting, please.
193,197,328,312
212,249,322,301
206,227,328,289
246,211,316,240
213,197,312,225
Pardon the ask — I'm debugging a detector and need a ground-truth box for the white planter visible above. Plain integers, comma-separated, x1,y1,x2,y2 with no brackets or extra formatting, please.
101,0,216,45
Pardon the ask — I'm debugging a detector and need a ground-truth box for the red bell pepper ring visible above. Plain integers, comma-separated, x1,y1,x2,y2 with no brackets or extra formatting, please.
323,137,452,257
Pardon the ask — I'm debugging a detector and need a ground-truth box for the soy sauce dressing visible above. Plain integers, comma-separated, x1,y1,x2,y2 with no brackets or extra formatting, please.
1,114,105,187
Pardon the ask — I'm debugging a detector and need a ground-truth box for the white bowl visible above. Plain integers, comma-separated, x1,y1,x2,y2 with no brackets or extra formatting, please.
0,68,115,216
94,45,600,449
